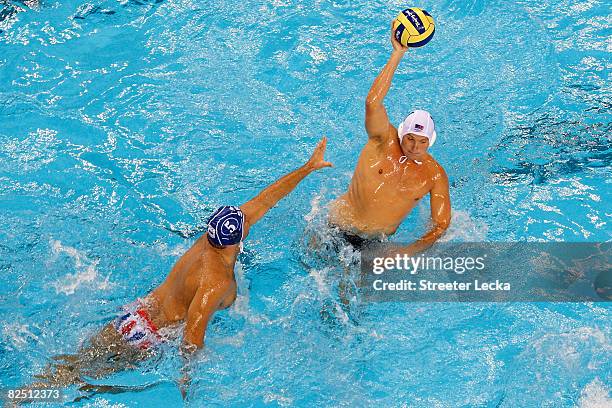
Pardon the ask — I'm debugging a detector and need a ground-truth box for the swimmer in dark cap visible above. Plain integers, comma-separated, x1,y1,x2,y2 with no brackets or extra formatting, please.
26,137,332,399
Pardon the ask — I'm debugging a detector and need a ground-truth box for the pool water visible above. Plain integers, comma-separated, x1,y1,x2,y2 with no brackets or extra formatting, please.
1,0,610,406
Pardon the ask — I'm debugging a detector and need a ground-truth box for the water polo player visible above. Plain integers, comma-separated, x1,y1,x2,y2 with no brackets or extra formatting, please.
28,137,332,396
327,20,451,254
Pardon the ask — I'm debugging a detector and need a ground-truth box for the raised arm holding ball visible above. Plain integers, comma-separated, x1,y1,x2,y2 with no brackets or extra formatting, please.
327,14,451,255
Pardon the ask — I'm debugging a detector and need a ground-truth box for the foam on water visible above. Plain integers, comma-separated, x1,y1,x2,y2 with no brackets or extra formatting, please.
577,378,612,408
49,239,113,295
440,209,489,242
82,399,128,408
229,261,267,325
1,322,39,351
303,192,324,223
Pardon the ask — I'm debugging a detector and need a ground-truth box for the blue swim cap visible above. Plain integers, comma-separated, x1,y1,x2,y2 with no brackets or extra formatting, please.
207,206,244,247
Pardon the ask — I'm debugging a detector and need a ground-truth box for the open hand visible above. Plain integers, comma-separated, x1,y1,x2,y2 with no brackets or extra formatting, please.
306,137,333,171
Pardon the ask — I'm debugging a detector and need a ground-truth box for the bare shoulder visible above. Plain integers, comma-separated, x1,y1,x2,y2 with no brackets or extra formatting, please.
425,156,449,184
382,125,400,151
196,273,236,310
195,271,234,297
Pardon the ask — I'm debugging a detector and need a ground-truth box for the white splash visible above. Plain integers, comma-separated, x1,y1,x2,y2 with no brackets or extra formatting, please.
219,262,276,348
440,210,489,241
82,399,129,408
577,378,611,408
229,262,269,326
309,267,332,298
309,267,350,324
1,322,39,351
304,192,323,223
50,240,113,295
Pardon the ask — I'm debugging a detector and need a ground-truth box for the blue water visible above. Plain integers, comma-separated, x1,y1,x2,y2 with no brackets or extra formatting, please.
1,0,611,406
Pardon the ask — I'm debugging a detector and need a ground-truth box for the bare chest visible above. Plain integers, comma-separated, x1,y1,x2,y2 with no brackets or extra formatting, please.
355,155,433,204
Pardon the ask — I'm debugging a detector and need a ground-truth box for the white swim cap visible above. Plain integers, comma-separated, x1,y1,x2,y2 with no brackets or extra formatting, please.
398,110,437,147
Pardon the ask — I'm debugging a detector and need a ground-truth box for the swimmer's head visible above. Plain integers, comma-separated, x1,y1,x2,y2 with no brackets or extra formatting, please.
398,110,437,159
206,206,244,248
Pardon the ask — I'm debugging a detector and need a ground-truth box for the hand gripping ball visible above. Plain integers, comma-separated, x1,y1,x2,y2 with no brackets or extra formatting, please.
393,7,435,48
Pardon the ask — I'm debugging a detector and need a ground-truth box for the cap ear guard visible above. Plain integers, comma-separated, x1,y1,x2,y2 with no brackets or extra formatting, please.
397,121,406,144
429,130,437,146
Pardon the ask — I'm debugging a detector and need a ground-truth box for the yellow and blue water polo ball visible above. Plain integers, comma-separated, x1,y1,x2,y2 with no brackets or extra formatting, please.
393,7,435,48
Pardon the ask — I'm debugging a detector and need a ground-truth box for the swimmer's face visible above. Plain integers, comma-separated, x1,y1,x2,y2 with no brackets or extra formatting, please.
400,133,429,159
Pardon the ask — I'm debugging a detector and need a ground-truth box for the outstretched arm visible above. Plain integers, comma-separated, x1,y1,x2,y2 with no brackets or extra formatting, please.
240,137,332,235
365,22,409,144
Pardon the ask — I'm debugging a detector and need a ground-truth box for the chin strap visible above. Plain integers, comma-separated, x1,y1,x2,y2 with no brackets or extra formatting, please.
399,156,423,165
239,242,244,253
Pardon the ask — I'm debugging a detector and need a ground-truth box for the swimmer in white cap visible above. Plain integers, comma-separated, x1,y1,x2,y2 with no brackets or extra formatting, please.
328,22,451,255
